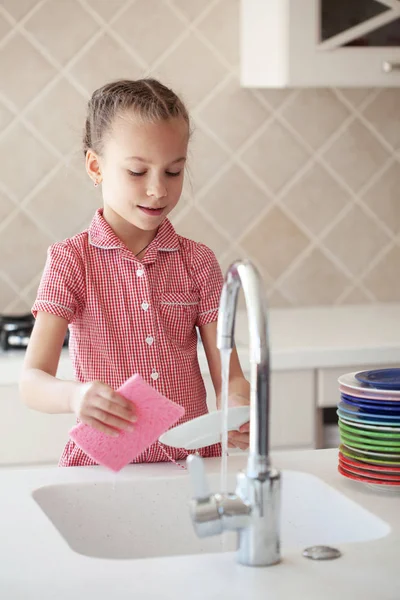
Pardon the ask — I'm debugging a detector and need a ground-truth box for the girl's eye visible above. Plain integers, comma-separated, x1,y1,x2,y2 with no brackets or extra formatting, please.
128,171,181,177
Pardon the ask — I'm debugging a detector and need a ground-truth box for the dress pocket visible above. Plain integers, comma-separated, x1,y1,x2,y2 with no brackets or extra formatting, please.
160,292,199,348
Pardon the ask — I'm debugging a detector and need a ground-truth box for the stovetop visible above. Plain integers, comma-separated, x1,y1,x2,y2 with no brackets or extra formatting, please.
0,314,69,351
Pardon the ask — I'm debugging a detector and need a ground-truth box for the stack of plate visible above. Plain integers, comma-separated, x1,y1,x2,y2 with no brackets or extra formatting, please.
337,369,400,493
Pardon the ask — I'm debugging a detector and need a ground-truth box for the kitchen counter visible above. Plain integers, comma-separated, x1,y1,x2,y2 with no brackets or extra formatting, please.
1,303,400,385
0,448,398,599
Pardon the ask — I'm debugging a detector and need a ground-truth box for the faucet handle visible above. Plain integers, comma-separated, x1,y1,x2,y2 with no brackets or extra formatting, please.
187,454,223,538
186,454,210,499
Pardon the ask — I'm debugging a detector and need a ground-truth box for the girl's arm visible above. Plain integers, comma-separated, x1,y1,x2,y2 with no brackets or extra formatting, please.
20,312,136,436
199,320,250,450
20,311,78,413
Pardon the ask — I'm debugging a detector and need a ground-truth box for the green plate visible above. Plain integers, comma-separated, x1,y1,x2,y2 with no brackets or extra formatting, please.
340,432,400,452
340,445,400,466
339,420,400,440
338,416,400,432
340,428,400,447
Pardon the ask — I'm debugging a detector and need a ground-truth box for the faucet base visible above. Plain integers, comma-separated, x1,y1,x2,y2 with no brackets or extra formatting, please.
236,468,281,567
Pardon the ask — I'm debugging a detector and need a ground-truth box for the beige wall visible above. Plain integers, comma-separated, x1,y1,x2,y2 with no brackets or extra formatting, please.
0,0,399,313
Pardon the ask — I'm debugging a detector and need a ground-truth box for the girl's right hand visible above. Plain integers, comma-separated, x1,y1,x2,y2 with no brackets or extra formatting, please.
69,381,137,437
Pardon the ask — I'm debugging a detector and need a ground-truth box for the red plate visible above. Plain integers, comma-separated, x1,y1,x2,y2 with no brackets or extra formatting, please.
339,451,400,473
338,464,400,486
339,457,400,482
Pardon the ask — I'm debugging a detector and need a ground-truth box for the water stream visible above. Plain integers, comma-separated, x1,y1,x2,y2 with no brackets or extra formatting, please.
220,347,232,495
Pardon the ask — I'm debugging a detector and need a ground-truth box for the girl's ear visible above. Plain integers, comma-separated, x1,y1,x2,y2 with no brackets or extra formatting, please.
85,149,102,186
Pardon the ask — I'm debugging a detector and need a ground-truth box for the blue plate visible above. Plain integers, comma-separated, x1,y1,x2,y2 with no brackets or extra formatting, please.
336,409,400,425
341,392,399,406
338,403,400,422
340,396,400,413
355,368,400,390
337,405,400,423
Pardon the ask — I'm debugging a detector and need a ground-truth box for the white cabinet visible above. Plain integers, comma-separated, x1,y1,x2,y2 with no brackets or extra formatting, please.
241,0,400,87
270,370,316,449
0,386,75,466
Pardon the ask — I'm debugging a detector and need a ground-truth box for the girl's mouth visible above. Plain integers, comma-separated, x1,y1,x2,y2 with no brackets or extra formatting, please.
138,206,165,217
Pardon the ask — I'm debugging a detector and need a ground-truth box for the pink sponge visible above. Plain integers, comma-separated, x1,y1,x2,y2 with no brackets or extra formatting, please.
69,374,185,472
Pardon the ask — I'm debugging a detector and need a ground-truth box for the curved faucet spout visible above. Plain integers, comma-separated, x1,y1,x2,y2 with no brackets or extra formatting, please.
217,260,271,476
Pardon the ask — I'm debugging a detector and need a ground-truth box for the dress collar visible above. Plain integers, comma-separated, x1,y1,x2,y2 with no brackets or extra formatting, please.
88,208,180,263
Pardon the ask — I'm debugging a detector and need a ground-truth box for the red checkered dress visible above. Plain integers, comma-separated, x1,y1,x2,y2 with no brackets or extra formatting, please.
32,209,223,467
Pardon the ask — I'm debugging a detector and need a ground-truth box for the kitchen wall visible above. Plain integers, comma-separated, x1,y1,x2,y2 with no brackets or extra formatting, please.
0,0,399,313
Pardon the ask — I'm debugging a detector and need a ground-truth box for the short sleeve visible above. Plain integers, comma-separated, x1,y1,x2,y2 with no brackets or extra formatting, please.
32,241,85,324
192,244,224,328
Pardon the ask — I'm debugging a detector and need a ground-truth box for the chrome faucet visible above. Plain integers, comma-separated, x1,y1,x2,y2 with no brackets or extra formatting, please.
187,260,281,567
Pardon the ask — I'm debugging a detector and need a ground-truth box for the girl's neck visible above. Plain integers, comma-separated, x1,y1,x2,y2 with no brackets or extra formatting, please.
102,205,157,255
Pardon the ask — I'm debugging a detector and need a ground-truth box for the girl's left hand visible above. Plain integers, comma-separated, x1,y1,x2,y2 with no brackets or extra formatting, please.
226,394,250,451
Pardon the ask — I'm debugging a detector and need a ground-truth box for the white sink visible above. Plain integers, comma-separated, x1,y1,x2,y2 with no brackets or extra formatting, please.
32,470,390,560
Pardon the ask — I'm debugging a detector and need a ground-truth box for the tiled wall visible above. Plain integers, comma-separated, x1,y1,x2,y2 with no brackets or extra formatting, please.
0,0,399,313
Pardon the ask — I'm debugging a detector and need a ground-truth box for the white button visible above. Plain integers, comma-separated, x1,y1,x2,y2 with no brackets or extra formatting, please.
136,269,144,277
141,302,149,311
151,371,159,381
146,336,154,346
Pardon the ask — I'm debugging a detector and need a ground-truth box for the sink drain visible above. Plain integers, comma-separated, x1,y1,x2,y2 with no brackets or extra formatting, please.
302,546,342,560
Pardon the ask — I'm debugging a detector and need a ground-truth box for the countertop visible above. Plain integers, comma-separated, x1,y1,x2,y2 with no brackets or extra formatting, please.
1,303,400,385
0,448,398,599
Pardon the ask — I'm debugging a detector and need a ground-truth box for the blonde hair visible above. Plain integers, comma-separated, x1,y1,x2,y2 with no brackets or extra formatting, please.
83,78,190,156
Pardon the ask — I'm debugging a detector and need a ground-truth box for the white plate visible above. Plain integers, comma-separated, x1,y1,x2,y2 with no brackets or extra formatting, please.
338,372,400,400
159,406,250,450
339,417,400,432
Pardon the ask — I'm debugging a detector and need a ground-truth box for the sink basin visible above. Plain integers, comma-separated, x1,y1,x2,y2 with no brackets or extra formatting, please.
32,470,390,560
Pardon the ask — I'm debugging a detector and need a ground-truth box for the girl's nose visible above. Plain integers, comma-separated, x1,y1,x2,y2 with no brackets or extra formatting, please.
146,179,167,199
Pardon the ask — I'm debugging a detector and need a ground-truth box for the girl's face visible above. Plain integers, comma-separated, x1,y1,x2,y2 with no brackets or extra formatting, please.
88,113,189,232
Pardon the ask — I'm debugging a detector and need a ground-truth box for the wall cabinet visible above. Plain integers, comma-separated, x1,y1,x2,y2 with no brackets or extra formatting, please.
241,0,400,87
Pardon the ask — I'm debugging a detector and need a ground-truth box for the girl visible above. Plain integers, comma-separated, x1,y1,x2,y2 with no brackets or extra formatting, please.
20,79,250,467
